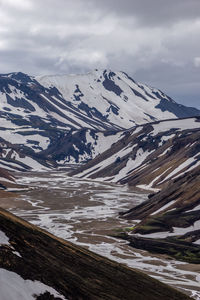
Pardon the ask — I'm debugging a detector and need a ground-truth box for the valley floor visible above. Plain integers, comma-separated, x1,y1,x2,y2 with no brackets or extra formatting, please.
1,170,199,299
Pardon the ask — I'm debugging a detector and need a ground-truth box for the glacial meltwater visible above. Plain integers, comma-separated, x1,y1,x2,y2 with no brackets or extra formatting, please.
2,170,200,299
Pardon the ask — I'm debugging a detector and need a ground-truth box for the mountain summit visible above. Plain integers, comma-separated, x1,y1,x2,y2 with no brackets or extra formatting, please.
36,69,200,128
1,69,199,131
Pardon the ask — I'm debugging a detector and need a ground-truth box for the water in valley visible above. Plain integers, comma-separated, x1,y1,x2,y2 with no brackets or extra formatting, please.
1,170,200,299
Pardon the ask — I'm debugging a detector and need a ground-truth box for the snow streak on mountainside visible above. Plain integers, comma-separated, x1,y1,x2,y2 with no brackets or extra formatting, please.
0,167,15,190
71,117,200,188
118,165,200,264
36,69,200,128
0,69,199,171
68,116,200,263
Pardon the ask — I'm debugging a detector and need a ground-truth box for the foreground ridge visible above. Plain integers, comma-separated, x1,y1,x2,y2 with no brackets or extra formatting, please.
0,208,191,300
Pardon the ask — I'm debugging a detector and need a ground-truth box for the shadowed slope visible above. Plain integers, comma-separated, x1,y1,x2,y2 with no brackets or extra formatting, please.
0,208,191,300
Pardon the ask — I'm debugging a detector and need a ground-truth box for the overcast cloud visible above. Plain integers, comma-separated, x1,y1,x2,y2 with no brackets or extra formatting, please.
0,0,199,107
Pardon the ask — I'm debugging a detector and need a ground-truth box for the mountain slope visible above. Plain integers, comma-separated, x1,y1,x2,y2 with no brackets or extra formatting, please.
0,167,16,190
0,208,191,300
71,117,200,187
71,117,200,263
36,69,200,127
118,166,200,263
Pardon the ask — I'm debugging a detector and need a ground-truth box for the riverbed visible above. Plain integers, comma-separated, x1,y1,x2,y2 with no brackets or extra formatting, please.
1,170,200,299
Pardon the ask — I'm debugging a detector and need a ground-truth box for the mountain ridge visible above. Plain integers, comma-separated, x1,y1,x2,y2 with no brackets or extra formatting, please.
0,69,200,172
71,116,200,186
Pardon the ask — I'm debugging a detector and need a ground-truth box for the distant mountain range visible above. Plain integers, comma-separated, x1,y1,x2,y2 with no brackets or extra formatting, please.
0,69,200,172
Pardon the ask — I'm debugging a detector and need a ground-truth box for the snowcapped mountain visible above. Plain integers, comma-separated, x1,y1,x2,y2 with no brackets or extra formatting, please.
36,69,200,128
0,69,200,171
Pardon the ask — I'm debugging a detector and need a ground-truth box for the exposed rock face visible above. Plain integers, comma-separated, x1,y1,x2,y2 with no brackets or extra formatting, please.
0,208,191,300
0,70,200,171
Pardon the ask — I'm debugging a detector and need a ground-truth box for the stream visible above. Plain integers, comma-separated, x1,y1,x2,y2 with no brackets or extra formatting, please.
1,170,200,299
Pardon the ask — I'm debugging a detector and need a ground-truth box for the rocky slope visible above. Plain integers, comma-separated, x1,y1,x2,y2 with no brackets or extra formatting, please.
0,167,21,193
0,126,121,170
0,70,200,171
0,208,191,300
118,165,200,263
71,117,200,187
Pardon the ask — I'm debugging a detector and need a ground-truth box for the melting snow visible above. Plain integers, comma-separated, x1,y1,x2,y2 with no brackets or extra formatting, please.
0,230,10,245
152,118,200,136
0,269,66,300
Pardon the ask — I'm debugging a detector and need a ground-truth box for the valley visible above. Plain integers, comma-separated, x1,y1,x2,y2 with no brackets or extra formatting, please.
0,69,200,299
1,170,200,299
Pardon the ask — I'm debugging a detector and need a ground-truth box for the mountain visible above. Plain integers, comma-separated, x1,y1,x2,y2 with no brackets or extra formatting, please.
118,165,200,264
0,70,200,171
36,69,200,127
0,207,191,300
71,117,200,263
71,117,200,186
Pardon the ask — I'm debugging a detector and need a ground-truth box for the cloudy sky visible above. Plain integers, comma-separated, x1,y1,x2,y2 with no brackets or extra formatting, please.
0,0,199,108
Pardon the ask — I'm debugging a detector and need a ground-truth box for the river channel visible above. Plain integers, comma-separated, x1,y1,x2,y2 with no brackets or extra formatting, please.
1,170,200,299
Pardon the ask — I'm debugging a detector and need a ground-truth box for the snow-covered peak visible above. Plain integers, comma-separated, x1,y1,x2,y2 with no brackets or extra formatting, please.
35,69,200,129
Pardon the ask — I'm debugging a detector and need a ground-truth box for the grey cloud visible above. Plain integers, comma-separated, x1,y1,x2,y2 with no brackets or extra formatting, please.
0,0,199,108
93,0,200,27
135,60,200,108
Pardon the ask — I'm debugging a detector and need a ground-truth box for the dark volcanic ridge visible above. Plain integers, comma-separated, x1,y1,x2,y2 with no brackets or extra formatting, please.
0,208,192,300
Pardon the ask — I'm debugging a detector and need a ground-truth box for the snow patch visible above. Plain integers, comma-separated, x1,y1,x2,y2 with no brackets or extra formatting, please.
0,269,66,300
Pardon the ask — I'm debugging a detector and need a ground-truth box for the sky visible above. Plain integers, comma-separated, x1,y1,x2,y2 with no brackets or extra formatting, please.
0,0,199,108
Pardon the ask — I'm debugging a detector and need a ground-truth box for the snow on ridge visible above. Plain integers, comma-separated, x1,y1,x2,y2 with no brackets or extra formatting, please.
1,70,200,133
151,200,176,216
74,117,200,184
86,130,123,157
152,118,200,136
0,269,66,300
35,70,184,128
0,129,50,152
160,155,200,183
0,230,10,245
